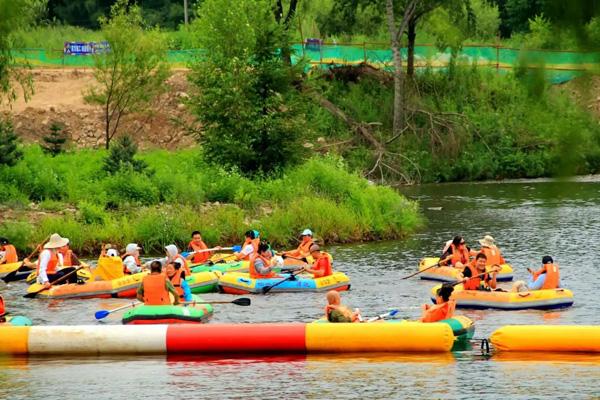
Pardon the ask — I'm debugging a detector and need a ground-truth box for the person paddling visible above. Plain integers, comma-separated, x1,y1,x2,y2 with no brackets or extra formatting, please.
165,262,192,302
461,253,500,291
421,285,456,322
474,235,505,266
512,256,561,292
0,238,18,265
249,242,279,279
234,230,260,261
58,243,81,267
302,245,333,278
137,261,179,305
122,243,143,275
325,290,361,322
441,236,471,269
282,229,314,260
187,231,218,264
26,233,78,288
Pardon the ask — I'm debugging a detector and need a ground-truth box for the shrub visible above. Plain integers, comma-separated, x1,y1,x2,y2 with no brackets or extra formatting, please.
0,118,23,167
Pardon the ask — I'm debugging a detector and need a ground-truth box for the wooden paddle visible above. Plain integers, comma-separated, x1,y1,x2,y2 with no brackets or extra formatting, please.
261,270,305,294
24,266,83,299
2,235,50,283
401,258,447,280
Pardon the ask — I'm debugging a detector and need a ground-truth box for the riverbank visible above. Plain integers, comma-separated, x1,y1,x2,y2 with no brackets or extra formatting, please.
0,147,421,255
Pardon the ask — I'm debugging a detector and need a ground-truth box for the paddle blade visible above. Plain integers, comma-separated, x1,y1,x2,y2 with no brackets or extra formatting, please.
232,245,241,252
23,291,40,299
231,297,251,306
95,310,110,320
389,309,399,317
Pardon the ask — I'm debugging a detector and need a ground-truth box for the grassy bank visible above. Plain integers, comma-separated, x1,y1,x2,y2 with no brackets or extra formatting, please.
0,147,421,255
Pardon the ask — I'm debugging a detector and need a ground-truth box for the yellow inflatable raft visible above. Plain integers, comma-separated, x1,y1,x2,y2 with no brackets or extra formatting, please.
431,284,574,310
419,257,513,282
491,325,600,352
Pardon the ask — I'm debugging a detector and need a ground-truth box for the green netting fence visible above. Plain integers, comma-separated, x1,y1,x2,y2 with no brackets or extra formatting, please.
13,42,600,84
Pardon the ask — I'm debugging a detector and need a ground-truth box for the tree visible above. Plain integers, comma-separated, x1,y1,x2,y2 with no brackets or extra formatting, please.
274,0,300,65
42,122,67,156
188,0,307,176
103,134,147,174
85,0,170,149
0,119,23,167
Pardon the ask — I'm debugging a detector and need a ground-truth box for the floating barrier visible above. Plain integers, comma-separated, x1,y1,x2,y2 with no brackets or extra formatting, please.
430,284,574,310
491,325,600,352
218,272,351,294
0,322,454,355
419,257,513,282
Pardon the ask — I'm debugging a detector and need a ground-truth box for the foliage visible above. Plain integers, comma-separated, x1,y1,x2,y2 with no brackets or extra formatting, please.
41,122,67,156
188,0,308,176
0,118,24,166
103,135,148,175
85,0,170,149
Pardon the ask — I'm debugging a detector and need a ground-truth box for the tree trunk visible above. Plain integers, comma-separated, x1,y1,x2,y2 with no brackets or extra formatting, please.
386,0,405,136
407,17,416,78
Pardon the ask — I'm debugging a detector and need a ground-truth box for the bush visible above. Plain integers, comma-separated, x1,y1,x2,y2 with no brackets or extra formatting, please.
0,118,23,167
103,135,148,175
41,122,67,156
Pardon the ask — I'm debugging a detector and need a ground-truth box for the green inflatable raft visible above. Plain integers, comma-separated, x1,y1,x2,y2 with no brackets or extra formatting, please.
122,296,214,325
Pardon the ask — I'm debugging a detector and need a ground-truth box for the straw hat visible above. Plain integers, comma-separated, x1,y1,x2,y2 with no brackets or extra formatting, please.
478,235,495,247
44,233,69,249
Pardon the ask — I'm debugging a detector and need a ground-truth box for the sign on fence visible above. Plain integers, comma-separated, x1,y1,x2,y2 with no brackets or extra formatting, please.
63,41,110,55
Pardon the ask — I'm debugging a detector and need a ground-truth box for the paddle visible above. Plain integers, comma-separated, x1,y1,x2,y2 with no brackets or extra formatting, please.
261,270,305,294
280,254,308,263
94,297,252,320
367,309,399,322
401,258,448,280
2,235,49,283
24,266,83,298
184,245,241,258
443,267,501,288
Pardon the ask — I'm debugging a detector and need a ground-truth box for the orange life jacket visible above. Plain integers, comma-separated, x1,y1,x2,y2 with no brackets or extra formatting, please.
0,295,5,317
189,240,210,264
173,254,191,276
463,262,488,290
249,254,276,279
59,249,73,266
36,250,59,275
534,263,560,290
450,244,470,266
422,302,453,323
142,274,171,305
479,246,504,266
312,252,333,278
167,269,184,299
239,238,260,261
2,245,18,263
121,254,141,274
295,239,314,256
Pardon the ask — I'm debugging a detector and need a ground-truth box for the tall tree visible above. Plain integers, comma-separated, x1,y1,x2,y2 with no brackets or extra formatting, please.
85,0,170,149
274,0,300,64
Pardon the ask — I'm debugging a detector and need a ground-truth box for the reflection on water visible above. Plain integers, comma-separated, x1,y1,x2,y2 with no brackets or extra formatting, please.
2,178,600,399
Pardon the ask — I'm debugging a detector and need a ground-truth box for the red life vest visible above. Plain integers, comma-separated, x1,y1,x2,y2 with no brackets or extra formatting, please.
311,252,333,278
36,250,59,276
450,244,470,266
121,254,141,275
2,245,18,263
479,246,504,266
422,302,453,323
189,240,210,264
534,263,560,290
463,262,488,290
0,295,5,317
249,254,276,279
142,274,171,305
167,269,184,299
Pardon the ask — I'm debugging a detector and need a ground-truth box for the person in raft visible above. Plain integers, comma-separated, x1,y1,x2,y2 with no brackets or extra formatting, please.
325,290,361,322
473,235,505,266
25,233,79,288
234,230,260,261
163,244,191,276
57,241,81,267
165,261,192,302
248,242,280,279
0,237,18,265
137,261,179,305
122,243,143,274
0,295,6,323
421,285,455,322
301,244,333,278
186,231,219,264
461,253,501,291
282,229,314,261
440,236,471,269
512,256,561,292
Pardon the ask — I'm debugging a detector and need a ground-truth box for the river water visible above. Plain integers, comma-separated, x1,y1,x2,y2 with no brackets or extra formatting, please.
1,178,600,399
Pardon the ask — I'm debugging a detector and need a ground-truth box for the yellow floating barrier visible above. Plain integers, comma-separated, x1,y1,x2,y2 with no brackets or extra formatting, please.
491,325,600,352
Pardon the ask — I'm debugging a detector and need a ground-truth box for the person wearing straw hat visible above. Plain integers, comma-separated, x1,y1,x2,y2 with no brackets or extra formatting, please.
27,233,78,288
474,235,505,266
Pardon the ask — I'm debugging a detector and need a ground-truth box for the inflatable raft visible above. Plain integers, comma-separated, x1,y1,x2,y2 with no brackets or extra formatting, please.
419,257,513,282
218,272,351,294
122,296,213,325
191,260,249,274
1,316,32,326
0,262,34,281
430,284,574,310
0,322,455,355
25,263,92,284
26,271,219,299
491,325,600,352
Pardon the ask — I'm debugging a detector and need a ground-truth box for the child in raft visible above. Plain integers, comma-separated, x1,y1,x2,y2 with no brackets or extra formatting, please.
421,285,455,323
324,290,361,322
